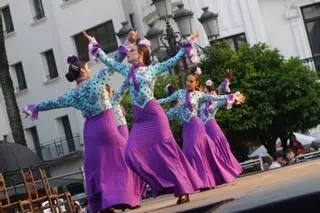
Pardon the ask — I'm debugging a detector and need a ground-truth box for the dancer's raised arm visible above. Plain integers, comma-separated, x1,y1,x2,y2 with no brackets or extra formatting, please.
23,91,75,120
83,32,130,76
199,91,245,109
150,33,200,77
157,90,182,105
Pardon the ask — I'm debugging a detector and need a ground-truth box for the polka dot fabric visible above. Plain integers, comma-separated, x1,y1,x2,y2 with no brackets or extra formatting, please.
158,89,231,123
36,68,113,118
98,48,186,108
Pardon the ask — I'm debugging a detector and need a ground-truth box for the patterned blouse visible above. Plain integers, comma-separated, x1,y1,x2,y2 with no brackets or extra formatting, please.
97,48,186,108
199,78,231,123
111,82,128,126
198,100,228,124
35,68,112,119
158,89,234,123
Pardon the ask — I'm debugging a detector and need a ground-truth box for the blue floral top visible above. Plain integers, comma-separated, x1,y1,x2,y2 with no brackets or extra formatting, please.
199,78,231,124
166,103,183,121
97,48,186,108
35,68,112,119
198,100,228,124
111,82,128,126
158,89,232,123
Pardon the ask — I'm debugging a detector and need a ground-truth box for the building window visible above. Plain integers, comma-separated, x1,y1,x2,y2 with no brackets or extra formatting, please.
216,33,247,51
42,49,59,80
2,6,14,33
74,20,118,61
13,62,27,91
26,126,42,160
32,0,45,20
57,115,75,152
302,3,320,71
129,13,136,29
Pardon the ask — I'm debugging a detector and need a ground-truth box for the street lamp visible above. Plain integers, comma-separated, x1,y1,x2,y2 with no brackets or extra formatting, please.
152,0,172,19
116,21,133,44
145,23,164,51
198,7,219,41
173,3,194,38
148,1,195,88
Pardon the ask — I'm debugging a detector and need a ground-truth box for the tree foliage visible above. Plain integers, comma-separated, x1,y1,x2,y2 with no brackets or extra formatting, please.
200,41,320,158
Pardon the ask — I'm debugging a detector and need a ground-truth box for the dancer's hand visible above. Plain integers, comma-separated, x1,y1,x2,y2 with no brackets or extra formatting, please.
226,69,233,80
234,92,245,105
22,108,32,119
189,32,200,42
83,31,98,44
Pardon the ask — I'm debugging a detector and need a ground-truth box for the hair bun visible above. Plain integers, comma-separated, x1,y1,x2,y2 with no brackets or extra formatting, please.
65,72,75,82
205,79,213,87
191,67,202,75
138,39,151,47
166,84,176,96
67,55,79,64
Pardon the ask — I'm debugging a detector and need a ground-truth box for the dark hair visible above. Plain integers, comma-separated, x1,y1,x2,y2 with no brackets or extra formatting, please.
137,44,151,66
188,73,203,91
166,84,176,96
105,84,112,93
65,56,86,82
206,85,214,92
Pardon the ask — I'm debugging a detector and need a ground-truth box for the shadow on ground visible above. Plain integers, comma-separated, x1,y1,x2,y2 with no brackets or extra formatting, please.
237,191,320,213
178,198,235,213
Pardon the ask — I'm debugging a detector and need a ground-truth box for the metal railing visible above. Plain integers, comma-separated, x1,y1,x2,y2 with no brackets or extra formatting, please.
300,55,320,72
30,135,82,162
296,150,320,162
240,158,264,174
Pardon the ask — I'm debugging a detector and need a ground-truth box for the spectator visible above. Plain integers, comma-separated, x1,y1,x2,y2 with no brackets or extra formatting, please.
74,201,83,213
288,133,305,156
269,153,283,169
286,149,296,165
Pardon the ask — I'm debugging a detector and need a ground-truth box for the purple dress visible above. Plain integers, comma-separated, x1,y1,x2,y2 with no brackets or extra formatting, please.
199,100,243,176
158,89,239,187
25,68,143,212
93,45,204,197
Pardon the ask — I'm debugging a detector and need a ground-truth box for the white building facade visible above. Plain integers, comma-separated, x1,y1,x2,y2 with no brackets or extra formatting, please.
1,0,320,175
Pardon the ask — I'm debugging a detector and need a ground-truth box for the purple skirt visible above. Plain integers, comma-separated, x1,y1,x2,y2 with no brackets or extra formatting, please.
125,100,203,197
118,125,129,141
83,109,143,212
205,119,243,175
182,116,239,187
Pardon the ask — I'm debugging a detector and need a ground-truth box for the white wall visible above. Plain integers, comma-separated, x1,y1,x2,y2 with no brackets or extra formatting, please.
0,0,129,174
49,157,83,177
0,102,9,140
0,0,127,148
129,0,270,48
257,0,315,58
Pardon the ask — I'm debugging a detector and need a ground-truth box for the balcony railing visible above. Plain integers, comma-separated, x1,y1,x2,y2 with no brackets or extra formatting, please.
301,55,320,72
30,135,82,162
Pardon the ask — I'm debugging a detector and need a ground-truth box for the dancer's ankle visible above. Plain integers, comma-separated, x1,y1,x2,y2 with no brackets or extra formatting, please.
177,194,190,205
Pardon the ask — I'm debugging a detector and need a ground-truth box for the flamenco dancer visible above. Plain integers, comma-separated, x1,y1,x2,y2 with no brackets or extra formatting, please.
84,32,204,204
106,84,129,140
23,57,143,213
158,67,245,189
199,71,243,176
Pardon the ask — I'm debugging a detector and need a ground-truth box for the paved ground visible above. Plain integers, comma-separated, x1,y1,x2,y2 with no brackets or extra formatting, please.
128,159,320,213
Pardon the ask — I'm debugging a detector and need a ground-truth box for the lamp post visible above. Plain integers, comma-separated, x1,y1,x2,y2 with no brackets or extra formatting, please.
117,1,220,88
116,21,133,44
147,1,195,88
198,7,219,42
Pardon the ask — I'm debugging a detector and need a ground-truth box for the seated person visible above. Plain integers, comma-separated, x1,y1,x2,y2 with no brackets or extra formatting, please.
288,133,305,156
269,153,284,169
286,148,296,165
